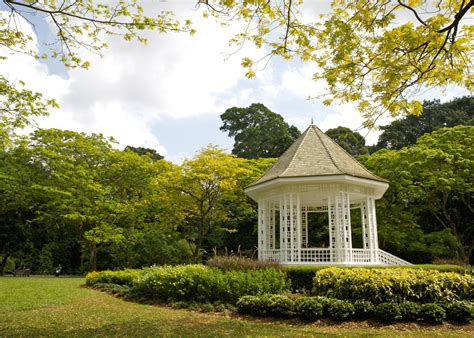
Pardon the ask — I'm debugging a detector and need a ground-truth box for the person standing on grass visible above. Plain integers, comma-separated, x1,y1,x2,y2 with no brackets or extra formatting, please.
55,264,62,277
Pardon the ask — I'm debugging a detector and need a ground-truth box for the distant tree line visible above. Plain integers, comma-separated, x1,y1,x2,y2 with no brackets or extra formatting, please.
1,97,472,274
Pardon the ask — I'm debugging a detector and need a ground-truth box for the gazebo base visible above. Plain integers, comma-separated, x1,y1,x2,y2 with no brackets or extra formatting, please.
260,248,411,266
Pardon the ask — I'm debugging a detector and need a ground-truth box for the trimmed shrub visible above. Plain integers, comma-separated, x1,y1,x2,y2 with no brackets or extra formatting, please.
207,255,281,271
236,296,262,315
313,267,473,303
236,294,295,317
85,269,145,286
419,303,446,324
325,298,355,321
375,302,402,323
294,297,324,321
261,294,295,318
443,301,474,324
130,264,288,304
353,300,375,319
399,301,421,321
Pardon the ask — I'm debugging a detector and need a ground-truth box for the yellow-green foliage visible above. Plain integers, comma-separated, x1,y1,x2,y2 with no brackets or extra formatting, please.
85,269,145,287
313,267,473,303
131,264,289,304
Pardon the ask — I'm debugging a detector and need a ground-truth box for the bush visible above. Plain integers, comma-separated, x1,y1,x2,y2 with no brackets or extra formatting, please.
325,298,355,321
130,264,289,304
313,267,473,303
85,269,145,286
443,301,474,324
419,303,446,324
353,300,375,319
207,255,281,271
294,297,324,321
375,303,402,323
261,294,295,318
399,301,421,321
236,296,262,315
236,294,294,317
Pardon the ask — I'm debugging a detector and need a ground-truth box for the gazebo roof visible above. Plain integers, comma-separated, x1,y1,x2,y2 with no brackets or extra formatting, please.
248,124,387,188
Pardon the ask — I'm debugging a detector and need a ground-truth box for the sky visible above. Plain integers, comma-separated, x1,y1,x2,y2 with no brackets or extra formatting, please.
1,1,469,163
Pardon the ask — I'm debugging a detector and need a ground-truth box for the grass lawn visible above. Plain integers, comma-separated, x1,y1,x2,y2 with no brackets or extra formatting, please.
0,277,472,337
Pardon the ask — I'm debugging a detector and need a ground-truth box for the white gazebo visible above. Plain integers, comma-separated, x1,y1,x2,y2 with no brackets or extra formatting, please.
245,124,411,266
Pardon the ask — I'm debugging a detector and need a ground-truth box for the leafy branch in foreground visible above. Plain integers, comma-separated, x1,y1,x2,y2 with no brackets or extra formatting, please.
0,76,58,150
199,0,473,126
2,0,195,68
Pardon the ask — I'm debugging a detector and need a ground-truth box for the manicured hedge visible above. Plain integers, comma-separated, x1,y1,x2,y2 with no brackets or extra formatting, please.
236,294,473,324
130,264,289,304
283,264,469,294
313,267,473,303
85,269,145,286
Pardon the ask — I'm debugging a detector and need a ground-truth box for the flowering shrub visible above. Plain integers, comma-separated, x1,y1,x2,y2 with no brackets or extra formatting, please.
130,264,288,304
313,267,473,303
85,269,145,286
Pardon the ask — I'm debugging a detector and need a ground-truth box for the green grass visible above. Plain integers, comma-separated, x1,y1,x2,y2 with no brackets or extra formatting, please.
1,277,472,337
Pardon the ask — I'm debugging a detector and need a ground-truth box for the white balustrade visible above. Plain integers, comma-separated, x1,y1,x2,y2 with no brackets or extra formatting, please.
260,248,412,266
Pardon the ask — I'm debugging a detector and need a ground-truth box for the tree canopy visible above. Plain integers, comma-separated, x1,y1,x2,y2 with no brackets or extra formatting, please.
325,126,368,157
220,103,301,159
125,146,164,161
201,0,473,125
361,125,473,263
374,96,474,151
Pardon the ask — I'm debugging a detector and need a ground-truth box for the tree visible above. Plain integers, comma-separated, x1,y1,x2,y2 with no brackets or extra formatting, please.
125,146,164,161
373,96,474,151
220,103,301,159
164,146,249,262
201,1,473,125
325,127,368,157
220,157,277,255
0,140,36,274
361,126,474,263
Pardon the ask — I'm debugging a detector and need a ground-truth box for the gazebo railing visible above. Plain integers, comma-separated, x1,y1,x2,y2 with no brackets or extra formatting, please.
378,249,412,265
260,248,412,265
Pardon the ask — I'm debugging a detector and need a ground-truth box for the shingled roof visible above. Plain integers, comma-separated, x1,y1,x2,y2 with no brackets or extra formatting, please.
248,124,387,188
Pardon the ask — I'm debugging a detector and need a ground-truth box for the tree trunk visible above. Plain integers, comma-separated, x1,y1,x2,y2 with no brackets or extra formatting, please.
0,254,10,276
89,242,97,271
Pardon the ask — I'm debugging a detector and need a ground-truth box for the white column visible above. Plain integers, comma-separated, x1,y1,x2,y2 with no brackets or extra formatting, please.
367,196,379,262
361,201,369,250
296,194,301,262
334,191,352,263
279,196,286,262
362,195,379,262
289,194,294,262
343,192,353,262
270,202,276,249
302,208,308,248
328,195,336,262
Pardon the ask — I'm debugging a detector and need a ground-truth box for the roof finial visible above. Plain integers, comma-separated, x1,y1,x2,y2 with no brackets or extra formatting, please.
311,116,314,125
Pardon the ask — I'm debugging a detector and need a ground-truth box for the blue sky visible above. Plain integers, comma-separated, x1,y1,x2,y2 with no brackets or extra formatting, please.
1,1,469,162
